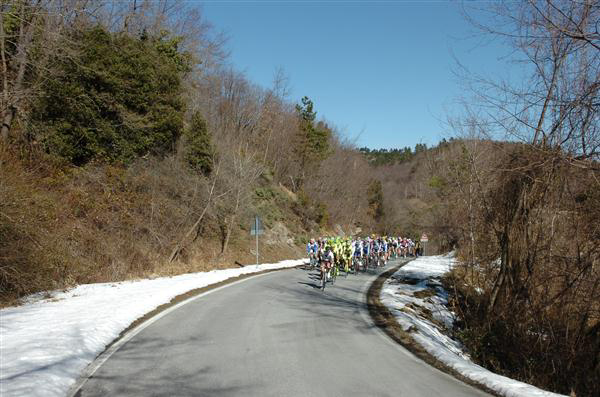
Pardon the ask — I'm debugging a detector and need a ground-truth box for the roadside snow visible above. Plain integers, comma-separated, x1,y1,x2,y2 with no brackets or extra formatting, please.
0,259,306,397
380,254,566,397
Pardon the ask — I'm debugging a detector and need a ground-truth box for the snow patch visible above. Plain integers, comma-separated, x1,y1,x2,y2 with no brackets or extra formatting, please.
381,255,566,397
0,258,306,397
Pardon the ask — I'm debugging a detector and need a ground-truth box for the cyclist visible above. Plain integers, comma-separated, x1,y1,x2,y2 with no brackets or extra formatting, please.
307,238,319,267
373,239,381,267
320,245,334,289
382,237,389,264
363,237,371,270
342,237,353,274
353,239,363,272
408,238,415,256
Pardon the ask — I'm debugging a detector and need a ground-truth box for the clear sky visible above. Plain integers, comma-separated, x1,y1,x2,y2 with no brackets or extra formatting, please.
202,1,512,150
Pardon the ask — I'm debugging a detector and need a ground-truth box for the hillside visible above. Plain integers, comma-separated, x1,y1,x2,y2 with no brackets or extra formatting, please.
0,9,394,304
365,138,600,396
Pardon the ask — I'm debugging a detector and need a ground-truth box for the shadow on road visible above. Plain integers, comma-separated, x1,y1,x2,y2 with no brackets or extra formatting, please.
297,281,322,289
77,334,262,397
266,266,393,336
77,260,409,397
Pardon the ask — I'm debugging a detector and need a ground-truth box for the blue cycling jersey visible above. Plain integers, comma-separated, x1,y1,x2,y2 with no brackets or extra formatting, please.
354,243,362,256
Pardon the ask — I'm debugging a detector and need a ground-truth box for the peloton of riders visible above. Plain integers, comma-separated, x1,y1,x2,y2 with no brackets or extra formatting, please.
306,235,423,288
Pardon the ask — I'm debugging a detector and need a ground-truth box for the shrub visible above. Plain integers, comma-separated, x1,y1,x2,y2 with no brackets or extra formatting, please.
31,26,190,165
183,112,213,175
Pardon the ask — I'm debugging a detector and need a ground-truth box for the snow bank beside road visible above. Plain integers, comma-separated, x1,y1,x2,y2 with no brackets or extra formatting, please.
0,259,305,397
380,255,566,397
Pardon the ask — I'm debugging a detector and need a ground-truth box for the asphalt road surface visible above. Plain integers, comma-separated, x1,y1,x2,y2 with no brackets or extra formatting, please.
75,259,490,397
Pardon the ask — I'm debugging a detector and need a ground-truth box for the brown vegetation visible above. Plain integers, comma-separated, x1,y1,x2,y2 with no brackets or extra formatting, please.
434,2,600,395
0,145,307,305
0,1,389,305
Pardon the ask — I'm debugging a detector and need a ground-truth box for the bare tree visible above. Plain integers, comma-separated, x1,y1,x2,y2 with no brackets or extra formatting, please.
446,2,600,394
215,141,264,256
168,158,229,263
1,0,78,141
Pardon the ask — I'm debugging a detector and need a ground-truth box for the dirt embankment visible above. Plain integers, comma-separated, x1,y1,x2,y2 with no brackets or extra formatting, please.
0,150,307,306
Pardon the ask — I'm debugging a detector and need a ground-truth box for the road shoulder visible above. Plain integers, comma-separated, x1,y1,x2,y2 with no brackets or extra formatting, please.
366,261,499,397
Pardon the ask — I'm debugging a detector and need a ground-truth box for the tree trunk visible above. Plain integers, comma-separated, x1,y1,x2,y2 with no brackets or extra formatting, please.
1,11,9,141
169,165,221,263
221,218,234,256
1,3,38,142
1,106,14,141
168,201,211,263
220,189,241,255
489,233,508,313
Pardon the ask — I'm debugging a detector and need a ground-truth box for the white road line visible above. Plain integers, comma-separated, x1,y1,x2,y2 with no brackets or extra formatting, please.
67,271,276,397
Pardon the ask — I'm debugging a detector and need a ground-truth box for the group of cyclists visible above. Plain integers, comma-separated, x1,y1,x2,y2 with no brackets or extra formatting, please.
306,236,423,290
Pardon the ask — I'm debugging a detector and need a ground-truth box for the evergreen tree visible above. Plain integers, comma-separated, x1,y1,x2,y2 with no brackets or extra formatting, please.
293,96,331,188
184,112,213,175
31,26,191,165
415,143,428,154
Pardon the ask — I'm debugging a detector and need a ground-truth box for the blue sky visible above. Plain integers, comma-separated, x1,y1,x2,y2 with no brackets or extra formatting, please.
202,1,512,150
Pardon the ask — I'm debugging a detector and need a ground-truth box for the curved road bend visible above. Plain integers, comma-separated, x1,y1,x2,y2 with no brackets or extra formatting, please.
76,259,490,397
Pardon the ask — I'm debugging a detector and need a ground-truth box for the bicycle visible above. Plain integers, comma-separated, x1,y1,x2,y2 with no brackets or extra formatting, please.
378,251,386,267
342,257,351,277
352,256,362,274
331,263,338,284
321,260,331,290
309,253,318,268
368,253,376,271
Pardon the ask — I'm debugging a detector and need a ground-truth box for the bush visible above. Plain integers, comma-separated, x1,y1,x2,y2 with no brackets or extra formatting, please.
183,112,213,175
31,26,190,165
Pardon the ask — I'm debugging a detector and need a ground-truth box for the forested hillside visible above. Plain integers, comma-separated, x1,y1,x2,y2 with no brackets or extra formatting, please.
0,1,415,304
359,142,431,166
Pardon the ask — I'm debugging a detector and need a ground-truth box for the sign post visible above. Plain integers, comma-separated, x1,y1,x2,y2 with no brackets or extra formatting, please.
420,233,429,256
250,215,263,266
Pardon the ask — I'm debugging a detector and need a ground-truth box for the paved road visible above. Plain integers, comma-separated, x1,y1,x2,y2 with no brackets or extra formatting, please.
76,260,490,397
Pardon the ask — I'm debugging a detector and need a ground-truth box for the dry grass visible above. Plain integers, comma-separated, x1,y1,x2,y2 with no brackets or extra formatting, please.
413,289,436,299
0,149,303,306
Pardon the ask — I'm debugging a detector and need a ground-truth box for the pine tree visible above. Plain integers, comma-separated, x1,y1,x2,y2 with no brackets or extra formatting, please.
293,96,331,189
184,112,213,175
31,26,190,165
